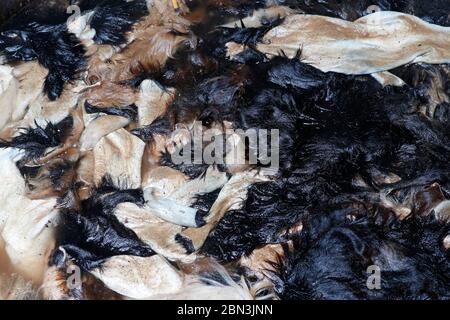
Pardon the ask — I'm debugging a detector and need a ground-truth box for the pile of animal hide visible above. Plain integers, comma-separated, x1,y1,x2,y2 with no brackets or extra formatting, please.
0,0,449,300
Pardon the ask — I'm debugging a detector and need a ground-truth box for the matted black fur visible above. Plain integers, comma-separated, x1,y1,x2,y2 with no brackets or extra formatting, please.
2,0,449,300
192,188,221,224
0,22,85,100
131,116,173,142
160,148,212,180
55,177,155,271
273,210,449,300
0,115,74,161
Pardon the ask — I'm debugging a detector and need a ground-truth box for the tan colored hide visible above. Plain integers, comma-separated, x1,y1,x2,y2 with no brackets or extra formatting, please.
80,115,131,151
93,128,145,188
1,82,81,140
255,12,450,75
0,273,38,300
89,251,253,300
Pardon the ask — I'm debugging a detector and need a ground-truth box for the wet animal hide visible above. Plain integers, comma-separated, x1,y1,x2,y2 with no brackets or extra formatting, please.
254,12,450,75
0,273,39,300
10,62,48,122
0,66,18,130
0,149,60,284
92,128,146,188
273,211,449,300
86,0,149,46
0,0,449,301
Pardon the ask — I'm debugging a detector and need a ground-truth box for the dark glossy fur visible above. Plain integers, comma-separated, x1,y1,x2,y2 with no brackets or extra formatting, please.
89,2,450,298
87,0,148,45
129,40,450,298
0,22,85,100
55,177,155,271
0,115,74,161
200,57,450,300
3,0,448,300
273,210,449,300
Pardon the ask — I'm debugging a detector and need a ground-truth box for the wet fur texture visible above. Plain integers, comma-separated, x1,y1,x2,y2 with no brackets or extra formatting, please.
0,23,85,100
273,210,449,300
1,0,449,300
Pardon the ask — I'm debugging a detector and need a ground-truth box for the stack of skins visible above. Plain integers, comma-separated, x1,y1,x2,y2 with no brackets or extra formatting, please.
0,0,448,300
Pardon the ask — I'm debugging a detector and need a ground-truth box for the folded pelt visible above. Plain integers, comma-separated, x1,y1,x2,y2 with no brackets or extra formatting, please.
0,0,448,300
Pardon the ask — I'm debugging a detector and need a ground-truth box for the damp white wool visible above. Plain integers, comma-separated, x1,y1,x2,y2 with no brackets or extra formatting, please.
228,12,450,76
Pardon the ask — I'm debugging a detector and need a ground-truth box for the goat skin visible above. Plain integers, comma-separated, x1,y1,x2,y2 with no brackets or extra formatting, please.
255,12,450,75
